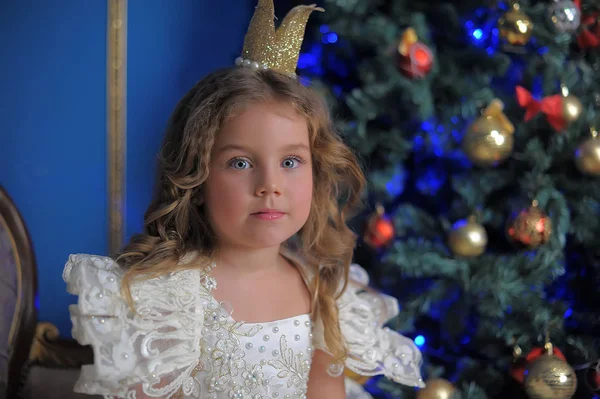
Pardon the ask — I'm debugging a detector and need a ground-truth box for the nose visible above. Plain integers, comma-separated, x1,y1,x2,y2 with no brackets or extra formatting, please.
254,167,282,197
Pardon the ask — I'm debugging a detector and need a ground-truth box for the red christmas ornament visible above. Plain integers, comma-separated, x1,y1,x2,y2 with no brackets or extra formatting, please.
397,28,434,79
510,346,567,383
506,200,553,248
586,362,600,392
364,204,395,248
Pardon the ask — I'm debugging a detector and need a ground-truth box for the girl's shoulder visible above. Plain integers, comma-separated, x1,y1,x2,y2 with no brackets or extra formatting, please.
62,253,207,397
63,252,204,301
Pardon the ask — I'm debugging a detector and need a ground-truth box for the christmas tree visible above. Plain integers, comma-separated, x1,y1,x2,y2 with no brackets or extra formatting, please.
298,0,600,398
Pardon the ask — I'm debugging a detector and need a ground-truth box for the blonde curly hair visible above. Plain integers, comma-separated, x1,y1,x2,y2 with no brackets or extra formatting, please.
116,67,366,362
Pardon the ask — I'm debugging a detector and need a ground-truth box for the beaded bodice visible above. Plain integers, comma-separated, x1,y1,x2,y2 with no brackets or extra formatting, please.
194,278,315,399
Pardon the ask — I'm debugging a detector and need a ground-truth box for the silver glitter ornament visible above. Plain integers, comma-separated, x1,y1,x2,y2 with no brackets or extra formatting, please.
547,0,581,33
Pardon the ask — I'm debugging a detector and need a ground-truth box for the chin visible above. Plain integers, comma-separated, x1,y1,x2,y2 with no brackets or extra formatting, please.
238,227,302,249
247,234,294,249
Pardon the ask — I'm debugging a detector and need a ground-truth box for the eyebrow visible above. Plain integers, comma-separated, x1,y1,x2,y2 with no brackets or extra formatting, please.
216,143,310,153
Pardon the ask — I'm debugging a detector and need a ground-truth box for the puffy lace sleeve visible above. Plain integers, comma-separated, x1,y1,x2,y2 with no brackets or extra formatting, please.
63,253,207,398
312,263,425,388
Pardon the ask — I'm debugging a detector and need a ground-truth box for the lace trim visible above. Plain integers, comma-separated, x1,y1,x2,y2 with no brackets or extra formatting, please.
312,263,425,387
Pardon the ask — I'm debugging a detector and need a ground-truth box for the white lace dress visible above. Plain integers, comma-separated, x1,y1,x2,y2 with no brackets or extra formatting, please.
62,252,424,399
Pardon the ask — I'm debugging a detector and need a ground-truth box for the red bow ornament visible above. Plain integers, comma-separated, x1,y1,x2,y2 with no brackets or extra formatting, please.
578,13,600,48
574,0,600,49
516,86,567,131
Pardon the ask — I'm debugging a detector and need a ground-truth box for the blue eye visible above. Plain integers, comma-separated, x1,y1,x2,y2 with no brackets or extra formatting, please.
229,158,251,169
282,157,303,169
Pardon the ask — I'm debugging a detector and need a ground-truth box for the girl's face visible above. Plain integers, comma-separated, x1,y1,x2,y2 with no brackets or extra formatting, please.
203,101,313,251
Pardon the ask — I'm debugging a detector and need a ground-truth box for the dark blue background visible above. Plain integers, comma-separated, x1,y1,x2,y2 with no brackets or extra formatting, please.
0,0,255,336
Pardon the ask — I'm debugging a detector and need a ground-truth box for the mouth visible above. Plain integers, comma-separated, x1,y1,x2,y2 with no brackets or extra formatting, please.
252,209,285,215
251,211,286,220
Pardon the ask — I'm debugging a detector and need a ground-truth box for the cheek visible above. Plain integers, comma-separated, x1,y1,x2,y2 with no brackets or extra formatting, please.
204,175,248,222
290,173,313,215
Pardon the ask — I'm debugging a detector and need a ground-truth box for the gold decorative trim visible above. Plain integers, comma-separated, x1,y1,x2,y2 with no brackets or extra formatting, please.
29,322,58,364
1,212,22,351
29,322,93,367
107,0,127,254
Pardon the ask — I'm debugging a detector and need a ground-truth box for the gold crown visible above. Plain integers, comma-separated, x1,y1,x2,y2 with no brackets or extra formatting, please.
235,0,323,76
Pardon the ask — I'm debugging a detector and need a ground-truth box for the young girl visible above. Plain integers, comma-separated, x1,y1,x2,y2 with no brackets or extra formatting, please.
63,1,424,398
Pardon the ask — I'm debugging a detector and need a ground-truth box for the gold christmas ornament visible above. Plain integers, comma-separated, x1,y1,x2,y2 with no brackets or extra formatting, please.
524,354,577,399
448,215,488,257
560,84,583,124
463,99,515,167
498,3,534,45
575,128,600,176
561,95,583,124
416,378,457,399
344,368,371,385
507,200,552,248
236,0,323,76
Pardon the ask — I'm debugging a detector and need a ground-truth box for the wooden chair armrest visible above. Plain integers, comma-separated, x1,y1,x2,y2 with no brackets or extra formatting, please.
28,322,93,368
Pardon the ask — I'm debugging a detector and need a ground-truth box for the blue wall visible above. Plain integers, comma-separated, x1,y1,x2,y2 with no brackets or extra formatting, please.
0,0,252,337
126,1,253,238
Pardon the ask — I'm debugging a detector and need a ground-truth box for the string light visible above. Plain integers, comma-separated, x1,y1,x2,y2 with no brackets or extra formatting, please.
415,335,426,347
